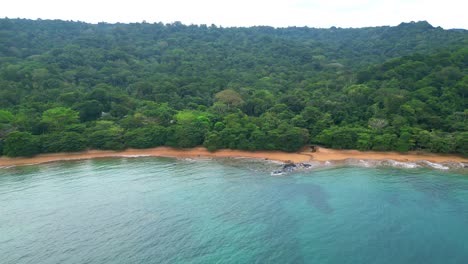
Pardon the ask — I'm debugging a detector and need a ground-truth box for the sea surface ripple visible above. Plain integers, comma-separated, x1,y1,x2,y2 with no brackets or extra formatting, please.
1,157,467,264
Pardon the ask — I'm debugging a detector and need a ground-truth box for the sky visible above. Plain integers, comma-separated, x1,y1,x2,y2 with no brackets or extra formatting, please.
1,0,467,29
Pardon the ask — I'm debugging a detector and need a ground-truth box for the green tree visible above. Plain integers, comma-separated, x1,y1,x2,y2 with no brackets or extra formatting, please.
138,102,176,126
13,109,42,134
428,132,455,153
454,132,468,156
0,110,14,123
356,132,373,150
214,89,244,109
41,107,79,132
395,128,414,152
41,132,87,153
4,131,40,157
275,126,309,152
0,19,466,155
75,100,103,122
87,121,125,150
166,111,211,148
0,110,15,139
317,126,369,149
372,133,397,151
124,125,167,149
203,131,223,151
86,85,112,111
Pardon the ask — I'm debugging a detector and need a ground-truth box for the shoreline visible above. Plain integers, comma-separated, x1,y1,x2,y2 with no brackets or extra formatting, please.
0,146,467,168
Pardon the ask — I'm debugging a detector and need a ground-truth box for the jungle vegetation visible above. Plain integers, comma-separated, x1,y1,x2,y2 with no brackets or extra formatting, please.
0,19,466,156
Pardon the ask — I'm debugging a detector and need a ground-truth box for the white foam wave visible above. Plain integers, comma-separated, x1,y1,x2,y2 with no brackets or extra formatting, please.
0,165,16,169
358,159,372,167
270,171,284,176
121,155,152,158
179,157,213,162
420,161,450,170
309,159,464,170
382,160,421,169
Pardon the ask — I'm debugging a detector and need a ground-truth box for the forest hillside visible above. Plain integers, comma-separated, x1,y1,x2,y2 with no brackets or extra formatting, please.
0,19,466,156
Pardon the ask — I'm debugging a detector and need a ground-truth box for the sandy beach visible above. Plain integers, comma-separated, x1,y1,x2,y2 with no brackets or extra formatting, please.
0,146,466,167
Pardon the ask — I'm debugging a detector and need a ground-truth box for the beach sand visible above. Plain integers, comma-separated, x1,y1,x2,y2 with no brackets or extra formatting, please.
0,146,466,167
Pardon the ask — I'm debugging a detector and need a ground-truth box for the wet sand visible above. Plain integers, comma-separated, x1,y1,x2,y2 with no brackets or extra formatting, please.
0,146,466,167
308,147,467,163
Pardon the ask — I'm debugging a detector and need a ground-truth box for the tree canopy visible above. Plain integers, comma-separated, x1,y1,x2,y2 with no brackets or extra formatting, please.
0,19,466,156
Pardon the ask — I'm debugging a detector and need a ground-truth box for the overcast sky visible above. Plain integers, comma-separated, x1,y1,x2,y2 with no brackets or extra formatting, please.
2,0,467,29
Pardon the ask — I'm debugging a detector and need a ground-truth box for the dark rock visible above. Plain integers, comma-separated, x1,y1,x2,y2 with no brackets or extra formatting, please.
272,162,313,175
283,163,297,169
282,163,297,172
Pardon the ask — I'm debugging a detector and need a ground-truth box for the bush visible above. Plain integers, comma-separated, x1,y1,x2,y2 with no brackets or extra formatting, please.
4,131,40,157
41,132,87,153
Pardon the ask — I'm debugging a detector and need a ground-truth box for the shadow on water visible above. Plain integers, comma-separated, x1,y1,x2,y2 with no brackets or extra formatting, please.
385,193,402,206
0,166,45,191
404,173,466,209
280,182,334,214
242,192,307,263
0,165,42,177
247,181,335,262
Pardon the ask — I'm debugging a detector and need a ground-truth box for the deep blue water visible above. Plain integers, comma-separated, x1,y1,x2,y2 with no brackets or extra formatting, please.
1,158,467,264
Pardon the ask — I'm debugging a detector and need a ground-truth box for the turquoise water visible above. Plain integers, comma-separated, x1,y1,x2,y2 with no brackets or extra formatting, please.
1,158,468,264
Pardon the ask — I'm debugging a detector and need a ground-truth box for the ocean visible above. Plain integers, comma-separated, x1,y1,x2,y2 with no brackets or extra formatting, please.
1,157,467,263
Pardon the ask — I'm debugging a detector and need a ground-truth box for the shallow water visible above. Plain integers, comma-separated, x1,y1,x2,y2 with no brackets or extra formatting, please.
1,157,467,264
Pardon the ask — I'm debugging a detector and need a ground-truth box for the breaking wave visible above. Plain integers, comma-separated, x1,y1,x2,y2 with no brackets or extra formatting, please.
270,158,467,175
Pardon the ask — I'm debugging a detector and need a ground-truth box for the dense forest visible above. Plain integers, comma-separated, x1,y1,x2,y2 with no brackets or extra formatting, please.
0,19,466,157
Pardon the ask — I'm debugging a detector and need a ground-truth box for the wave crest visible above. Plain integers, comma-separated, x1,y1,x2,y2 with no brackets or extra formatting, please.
270,158,467,175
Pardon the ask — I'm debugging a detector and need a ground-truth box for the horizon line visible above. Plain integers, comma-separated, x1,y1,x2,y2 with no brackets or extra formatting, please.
3,17,467,31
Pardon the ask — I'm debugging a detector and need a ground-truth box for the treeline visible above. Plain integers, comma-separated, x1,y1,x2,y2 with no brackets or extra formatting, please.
0,19,466,157
0,103,309,157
